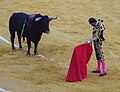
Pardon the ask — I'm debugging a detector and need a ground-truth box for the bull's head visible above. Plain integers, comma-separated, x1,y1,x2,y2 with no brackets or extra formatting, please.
35,15,57,34
34,16,49,33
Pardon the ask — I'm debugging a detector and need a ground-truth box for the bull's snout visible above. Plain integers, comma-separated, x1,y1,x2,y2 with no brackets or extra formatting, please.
45,30,50,34
45,28,50,34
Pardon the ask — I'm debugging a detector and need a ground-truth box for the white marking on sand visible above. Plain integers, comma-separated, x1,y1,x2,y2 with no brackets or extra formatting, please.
0,35,19,48
0,88,11,92
104,41,118,57
0,36,69,67
36,54,46,58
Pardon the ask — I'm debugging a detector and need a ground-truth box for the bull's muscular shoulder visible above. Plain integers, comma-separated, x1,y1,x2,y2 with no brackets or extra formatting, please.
29,14,36,20
29,14,42,20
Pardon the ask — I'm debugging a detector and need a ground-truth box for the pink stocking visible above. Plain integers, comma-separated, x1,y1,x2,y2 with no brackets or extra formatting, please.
96,60,101,71
101,61,106,74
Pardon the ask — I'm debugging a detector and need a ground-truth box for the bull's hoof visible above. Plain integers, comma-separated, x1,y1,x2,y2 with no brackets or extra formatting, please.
34,51,38,55
12,48,16,52
34,53,38,55
26,53,31,56
19,47,23,50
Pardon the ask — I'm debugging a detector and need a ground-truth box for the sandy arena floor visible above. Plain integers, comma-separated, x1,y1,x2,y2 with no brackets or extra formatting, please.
0,0,120,92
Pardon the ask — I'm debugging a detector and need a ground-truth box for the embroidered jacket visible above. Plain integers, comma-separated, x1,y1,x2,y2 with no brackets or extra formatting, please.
92,21,105,43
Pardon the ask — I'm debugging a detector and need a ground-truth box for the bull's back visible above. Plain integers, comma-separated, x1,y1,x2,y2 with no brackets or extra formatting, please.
9,12,29,35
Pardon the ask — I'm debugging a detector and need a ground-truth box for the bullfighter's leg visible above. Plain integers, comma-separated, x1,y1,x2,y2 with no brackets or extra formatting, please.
26,38,31,56
18,35,23,49
34,43,38,55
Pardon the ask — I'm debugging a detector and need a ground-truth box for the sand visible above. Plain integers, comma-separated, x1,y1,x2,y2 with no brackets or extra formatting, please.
0,0,120,92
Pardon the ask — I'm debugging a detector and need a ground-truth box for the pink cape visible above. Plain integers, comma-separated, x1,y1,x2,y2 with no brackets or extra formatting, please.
66,44,93,82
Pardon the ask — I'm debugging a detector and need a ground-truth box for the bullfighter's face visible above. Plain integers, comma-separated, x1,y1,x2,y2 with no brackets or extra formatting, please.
90,22,96,27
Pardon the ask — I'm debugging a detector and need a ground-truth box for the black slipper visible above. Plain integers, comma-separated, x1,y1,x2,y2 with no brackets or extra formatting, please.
92,70,101,73
99,72,107,76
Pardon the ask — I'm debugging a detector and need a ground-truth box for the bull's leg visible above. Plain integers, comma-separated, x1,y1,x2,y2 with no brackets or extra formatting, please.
18,35,23,49
34,43,38,55
26,38,31,56
10,31,16,51
23,36,25,42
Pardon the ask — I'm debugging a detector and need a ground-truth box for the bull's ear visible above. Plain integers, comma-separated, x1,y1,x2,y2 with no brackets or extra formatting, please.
35,17,42,21
48,16,52,20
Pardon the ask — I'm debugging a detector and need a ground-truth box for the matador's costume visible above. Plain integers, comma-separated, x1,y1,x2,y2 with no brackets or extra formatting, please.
92,20,105,61
87,18,107,76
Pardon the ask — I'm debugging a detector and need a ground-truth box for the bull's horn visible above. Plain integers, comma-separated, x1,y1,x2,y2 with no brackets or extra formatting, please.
35,17,42,21
48,16,57,20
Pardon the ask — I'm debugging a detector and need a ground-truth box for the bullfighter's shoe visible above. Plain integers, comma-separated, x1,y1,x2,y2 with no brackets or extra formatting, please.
92,70,101,73
99,72,107,76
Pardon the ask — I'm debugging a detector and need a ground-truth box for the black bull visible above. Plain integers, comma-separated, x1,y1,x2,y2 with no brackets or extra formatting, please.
9,12,57,56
